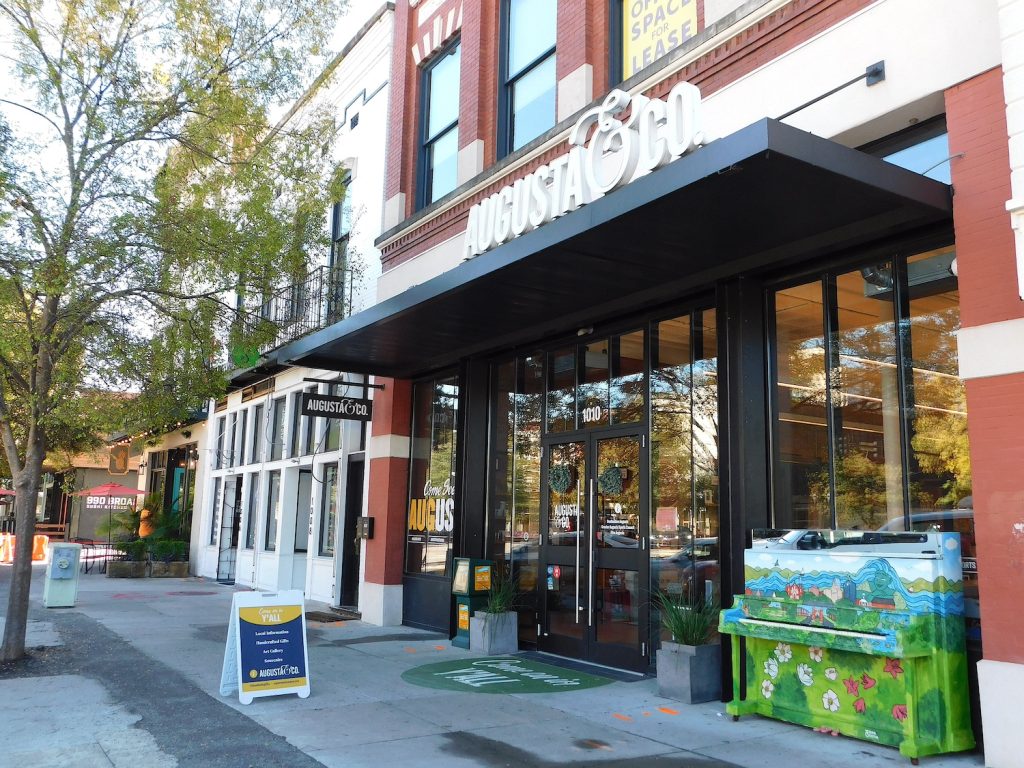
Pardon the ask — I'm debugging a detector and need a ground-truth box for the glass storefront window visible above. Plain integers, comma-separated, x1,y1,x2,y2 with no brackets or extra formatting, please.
244,472,259,549
406,374,460,576
773,281,830,528
650,310,719,605
578,340,610,428
770,248,970,542
547,347,575,432
270,398,285,461
209,477,222,545
251,404,265,464
832,265,903,530
320,464,339,556
264,470,281,551
610,330,645,424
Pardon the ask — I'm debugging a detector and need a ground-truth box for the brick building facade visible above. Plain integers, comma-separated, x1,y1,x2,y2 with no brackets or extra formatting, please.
277,1,1024,763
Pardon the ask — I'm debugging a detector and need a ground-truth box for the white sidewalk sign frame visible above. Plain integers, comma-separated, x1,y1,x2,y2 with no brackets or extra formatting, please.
219,589,311,704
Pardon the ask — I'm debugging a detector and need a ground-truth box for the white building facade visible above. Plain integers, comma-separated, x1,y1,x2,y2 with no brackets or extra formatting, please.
192,3,393,612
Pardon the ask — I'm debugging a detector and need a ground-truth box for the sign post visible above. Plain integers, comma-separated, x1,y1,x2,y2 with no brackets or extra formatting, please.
220,590,311,704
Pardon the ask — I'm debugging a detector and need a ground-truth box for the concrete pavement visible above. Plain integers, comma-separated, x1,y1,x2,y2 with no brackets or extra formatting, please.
0,565,987,768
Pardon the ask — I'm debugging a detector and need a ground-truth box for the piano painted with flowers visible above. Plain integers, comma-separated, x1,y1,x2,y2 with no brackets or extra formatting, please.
719,530,974,763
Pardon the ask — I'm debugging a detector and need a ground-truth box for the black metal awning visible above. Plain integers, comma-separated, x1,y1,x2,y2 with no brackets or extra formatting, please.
277,118,952,379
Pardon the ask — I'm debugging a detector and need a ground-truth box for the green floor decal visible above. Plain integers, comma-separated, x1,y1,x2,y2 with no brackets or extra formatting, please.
402,657,615,693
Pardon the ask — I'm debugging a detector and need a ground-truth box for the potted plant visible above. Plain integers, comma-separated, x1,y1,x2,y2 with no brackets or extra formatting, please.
149,539,189,577
654,591,721,704
469,566,519,655
107,538,148,578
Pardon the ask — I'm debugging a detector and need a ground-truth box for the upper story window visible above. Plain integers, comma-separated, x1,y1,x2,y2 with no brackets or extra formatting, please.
862,117,951,184
419,41,461,208
500,0,557,155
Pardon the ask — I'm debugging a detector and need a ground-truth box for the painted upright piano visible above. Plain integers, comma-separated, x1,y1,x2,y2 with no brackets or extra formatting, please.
719,530,974,763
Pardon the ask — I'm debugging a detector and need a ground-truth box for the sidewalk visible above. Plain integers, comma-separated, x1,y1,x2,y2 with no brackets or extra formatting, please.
0,566,987,768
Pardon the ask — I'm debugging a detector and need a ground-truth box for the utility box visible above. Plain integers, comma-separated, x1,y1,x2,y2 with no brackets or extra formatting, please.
451,558,492,649
43,543,82,608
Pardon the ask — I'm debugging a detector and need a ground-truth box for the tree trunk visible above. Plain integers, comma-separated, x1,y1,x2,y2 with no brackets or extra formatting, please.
1,453,44,662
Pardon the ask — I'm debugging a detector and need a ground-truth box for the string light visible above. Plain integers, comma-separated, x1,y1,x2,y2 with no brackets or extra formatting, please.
109,419,195,446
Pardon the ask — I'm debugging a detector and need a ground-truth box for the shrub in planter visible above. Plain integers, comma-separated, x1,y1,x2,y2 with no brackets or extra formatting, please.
654,591,721,704
149,539,189,577
107,538,148,578
470,566,519,655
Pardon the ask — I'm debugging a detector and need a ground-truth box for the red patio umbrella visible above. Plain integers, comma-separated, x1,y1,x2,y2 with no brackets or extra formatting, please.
72,482,146,499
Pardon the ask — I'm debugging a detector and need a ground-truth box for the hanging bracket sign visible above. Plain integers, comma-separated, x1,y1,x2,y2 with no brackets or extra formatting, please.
220,590,311,705
301,392,373,421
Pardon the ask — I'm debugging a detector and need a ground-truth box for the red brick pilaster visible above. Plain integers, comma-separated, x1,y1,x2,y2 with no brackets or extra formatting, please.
384,1,414,207
364,378,412,586
947,68,1024,665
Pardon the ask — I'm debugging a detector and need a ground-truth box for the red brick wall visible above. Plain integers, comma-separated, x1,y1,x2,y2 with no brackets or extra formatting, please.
381,0,876,270
947,68,1022,328
947,69,1024,665
364,378,412,585
963,374,1024,664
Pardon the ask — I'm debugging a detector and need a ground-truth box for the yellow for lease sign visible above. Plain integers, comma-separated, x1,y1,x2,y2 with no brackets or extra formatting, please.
622,0,698,79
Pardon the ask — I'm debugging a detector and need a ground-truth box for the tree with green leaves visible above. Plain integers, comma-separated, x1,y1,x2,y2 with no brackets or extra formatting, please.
0,0,348,661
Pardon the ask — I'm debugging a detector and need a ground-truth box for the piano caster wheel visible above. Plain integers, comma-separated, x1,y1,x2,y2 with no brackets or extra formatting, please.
910,759,919,766
732,715,739,722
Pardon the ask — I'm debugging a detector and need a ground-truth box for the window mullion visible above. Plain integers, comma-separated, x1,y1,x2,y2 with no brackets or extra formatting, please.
892,256,914,531
822,275,840,529
508,46,556,86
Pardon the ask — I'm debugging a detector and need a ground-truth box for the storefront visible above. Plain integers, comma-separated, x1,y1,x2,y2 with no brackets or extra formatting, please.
282,107,966,673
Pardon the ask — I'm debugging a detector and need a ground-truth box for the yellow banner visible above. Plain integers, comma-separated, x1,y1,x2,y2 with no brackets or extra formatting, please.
239,605,303,626
622,0,698,79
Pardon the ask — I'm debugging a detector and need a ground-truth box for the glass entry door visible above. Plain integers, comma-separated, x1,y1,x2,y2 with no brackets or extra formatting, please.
539,431,647,671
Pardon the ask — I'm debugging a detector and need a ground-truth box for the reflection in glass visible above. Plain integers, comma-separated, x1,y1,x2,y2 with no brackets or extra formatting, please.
773,282,829,528
264,470,280,551
319,464,338,556
830,266,903,530
902,247,974,613
508,0,556,73
406,376,459,575
426,46,461,136
547,347,575,432
511,55,556,151
610,329,645,424
491,353,546,645
770,248,970,561
596,436,640,548
428,127,459,205
595,568,639,647
650,311,719,605
578,339,609,428
546,564,585,640
547,441,586,544
244,472,259,549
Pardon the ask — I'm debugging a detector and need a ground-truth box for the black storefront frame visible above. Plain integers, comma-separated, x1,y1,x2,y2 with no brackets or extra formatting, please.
761,231,958,533
452,225,956,683
479,296,726,667
402,368,465,633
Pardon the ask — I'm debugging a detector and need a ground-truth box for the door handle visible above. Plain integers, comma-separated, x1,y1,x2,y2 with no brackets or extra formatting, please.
588,477,595,627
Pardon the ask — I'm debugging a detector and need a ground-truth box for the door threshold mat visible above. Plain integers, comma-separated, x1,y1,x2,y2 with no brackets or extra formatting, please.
402,656,616,693
323,631,446,646
305,609,360,623
518,651,648,682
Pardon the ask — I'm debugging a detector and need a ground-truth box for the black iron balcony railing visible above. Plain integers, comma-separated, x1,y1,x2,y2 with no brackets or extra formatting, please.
240,264,351,358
